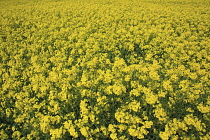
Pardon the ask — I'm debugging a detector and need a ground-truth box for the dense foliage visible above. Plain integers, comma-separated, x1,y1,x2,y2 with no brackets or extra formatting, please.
0,0,209,139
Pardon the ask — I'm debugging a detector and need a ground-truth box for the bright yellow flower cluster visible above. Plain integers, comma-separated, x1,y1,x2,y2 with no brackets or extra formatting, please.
0,0,209,139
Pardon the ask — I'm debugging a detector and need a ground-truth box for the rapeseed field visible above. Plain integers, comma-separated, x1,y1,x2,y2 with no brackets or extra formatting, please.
0,0,209,139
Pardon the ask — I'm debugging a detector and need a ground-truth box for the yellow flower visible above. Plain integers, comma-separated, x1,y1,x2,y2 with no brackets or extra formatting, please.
179,80,190,92
63,121,78,138
170,74,178,82
118,124,127,132
89,113,97,123
188,72,198,80
40,115,50,133
108,124,116,133
171,135,179,140
149,70,160,81
112,84,126,95
128,100,141,112
163,80,173,91
128,128,137,137
130,89,140,96
145,53,153,60
159,131,170,140
104,69,113,84
158,91,167,98
184,114,206,132
0,130,8,140
113,57,126,70
186,107,194,113
100,126,108,136
124,74,131,81
110,133,118,140
143,121,153,128
50,128,63,139
80,99,89,115
119,135,128,140
154,106,168,122
197,103,210,113
12,131,21,139
80,127,89,137
145,92,158,105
